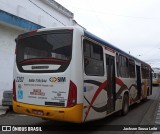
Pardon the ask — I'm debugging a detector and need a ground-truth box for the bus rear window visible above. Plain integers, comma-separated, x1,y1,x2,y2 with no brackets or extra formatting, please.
16,30,73,73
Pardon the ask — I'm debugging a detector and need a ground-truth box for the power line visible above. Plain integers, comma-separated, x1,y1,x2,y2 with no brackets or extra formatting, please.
59,3,160,20
28,0,66,26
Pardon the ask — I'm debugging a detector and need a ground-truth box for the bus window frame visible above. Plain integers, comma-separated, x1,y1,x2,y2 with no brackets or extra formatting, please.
83,39,105,76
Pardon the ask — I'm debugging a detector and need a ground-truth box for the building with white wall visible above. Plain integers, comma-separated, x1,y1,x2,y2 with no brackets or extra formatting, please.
0,0,76,105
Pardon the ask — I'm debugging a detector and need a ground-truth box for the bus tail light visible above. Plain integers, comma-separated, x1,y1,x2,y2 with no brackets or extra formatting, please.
13,80,16,101
67,81,77,107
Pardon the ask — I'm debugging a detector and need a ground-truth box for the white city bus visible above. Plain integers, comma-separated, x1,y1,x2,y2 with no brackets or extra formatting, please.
13,26,152,123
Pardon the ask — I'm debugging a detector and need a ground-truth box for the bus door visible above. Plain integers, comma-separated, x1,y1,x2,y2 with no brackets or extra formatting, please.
136,65,142,99
106,54,116,114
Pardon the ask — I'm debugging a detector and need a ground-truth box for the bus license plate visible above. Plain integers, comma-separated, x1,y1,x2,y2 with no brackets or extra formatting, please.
32,110,44,116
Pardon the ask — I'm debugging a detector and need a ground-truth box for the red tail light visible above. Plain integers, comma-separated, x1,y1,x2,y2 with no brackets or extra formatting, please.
67,81,77,107
13,80,16,101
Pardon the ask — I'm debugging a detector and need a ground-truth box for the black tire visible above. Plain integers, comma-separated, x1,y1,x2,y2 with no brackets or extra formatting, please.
142,97,148,102
121,94,129,115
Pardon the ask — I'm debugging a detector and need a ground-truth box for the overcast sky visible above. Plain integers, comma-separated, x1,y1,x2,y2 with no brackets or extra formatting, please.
56,0,160,68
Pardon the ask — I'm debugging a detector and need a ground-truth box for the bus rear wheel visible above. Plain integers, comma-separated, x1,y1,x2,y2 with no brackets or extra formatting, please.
121,94,129,115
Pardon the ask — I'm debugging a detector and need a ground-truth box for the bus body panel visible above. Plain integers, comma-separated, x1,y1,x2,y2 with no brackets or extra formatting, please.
83,76,107,121
141,76,151,98
70,27,84,105
14,67,71,107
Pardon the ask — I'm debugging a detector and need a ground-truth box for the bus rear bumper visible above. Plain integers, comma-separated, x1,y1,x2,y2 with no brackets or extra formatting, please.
13,100,83,123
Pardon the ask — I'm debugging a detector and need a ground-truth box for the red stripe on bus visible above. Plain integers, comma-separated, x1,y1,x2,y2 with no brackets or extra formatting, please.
116,77,124,86
19,59,68,65
84,80,108,121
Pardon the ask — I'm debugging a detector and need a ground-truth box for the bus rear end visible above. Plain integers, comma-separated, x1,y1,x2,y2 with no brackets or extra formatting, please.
13,27,83,123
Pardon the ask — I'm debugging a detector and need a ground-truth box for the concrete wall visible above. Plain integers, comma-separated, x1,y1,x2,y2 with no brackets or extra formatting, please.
0,23,24,103
0,0,74,27
0,0,75,105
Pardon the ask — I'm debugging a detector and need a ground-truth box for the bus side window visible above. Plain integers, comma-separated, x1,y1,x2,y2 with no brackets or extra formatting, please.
142,65,150,79
129,59,135,78
83,42,91,58
83,40,104,76
119,55,129,78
